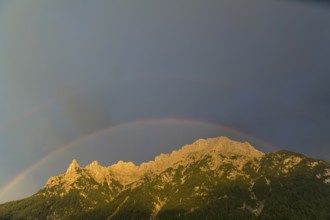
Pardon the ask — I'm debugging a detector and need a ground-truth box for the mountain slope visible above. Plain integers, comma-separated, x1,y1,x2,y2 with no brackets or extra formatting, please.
0,137,329,220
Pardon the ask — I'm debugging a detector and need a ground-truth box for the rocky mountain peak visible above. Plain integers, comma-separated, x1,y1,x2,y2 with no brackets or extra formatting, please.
66,159,81,174
110,160,137,170
109,161,141,185
184,136,264,158
85,160,102,170
139,137,264,174
85,161,109,184
45,160,83,190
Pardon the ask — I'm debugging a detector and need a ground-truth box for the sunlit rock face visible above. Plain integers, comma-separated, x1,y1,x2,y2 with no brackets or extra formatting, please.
55,137,264,189
85,160,110,184
1,137,330,220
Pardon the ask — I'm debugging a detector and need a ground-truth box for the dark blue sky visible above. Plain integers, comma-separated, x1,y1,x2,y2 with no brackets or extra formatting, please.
0,0,329,202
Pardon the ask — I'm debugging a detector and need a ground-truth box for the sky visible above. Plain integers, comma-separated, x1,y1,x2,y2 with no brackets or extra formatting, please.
0,0,329,203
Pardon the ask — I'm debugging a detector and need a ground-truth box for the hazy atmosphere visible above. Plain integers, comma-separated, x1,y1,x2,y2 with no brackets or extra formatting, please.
0,0,329,203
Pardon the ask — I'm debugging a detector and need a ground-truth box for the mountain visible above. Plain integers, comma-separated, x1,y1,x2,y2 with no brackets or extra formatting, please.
0,137,330,219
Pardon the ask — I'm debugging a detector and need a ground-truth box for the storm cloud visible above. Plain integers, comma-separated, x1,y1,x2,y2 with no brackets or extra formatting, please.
0,0,329,202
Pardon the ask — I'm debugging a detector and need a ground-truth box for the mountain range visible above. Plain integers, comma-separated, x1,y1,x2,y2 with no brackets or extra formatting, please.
0,136,329,219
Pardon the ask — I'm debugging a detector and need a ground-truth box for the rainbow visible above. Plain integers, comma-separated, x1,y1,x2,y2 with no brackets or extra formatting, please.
0,118,274,201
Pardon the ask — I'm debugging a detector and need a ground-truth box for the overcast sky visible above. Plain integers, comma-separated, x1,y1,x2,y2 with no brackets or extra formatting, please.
0,0,329,202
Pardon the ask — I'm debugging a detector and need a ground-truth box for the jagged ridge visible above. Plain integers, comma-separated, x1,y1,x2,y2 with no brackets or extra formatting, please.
46,136,263,189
